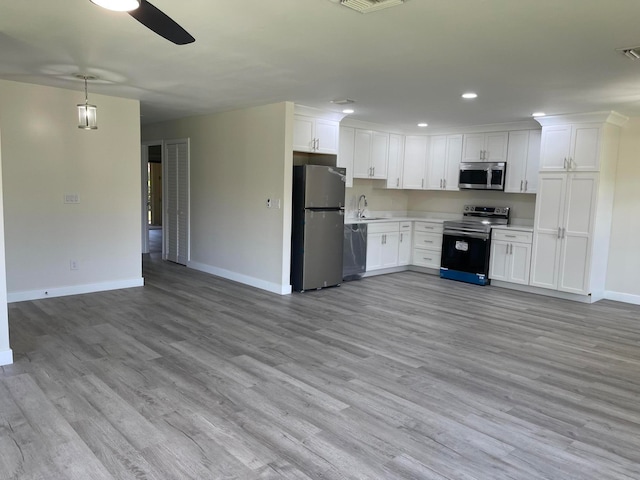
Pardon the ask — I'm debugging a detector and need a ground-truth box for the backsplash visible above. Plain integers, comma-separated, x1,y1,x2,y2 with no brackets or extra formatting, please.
345,179,536,223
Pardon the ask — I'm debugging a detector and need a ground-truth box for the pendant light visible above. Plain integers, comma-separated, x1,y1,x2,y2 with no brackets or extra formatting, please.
76,74,98,130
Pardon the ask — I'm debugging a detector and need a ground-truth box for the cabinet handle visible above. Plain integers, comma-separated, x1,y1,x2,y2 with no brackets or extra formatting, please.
480,150,484,160
424,240,433,244
396,178,399,187
372,166,375,177
400,233,403,243
569,158,574,170
421,178,424,188
558,227,562,238
520,180,523,192
562,227,566,239
443,179,446,189
510,244,513,255
563,157,568,169
524,180,528,192
505,235,516,238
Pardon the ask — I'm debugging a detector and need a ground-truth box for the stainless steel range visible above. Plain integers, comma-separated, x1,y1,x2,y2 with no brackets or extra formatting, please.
440,205,510,285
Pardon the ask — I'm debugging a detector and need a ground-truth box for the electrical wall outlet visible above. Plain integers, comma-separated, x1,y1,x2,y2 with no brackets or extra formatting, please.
70,260,79,270
266,198,272,208
64,193,80,204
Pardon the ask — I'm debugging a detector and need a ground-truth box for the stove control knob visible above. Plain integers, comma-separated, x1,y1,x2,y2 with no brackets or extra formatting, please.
464,206,470,212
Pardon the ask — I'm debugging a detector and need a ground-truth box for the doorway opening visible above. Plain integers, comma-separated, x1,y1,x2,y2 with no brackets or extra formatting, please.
147,145,163,255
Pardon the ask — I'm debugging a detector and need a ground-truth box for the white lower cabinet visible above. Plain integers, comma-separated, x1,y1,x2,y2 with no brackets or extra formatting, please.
398,222,412,266
366,222,400,271
412,221,443,269
490,229,532,285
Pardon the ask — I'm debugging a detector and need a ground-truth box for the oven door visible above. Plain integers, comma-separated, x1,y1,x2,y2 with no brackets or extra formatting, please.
440,231,491,285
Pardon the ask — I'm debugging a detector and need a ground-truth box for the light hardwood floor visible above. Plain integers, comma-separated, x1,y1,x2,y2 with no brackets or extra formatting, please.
1,257,640,479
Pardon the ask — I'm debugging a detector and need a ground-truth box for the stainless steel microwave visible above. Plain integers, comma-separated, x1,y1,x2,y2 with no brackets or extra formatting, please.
458,162,506,190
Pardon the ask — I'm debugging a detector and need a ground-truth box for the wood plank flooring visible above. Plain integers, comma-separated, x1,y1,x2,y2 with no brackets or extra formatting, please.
1,256,640,479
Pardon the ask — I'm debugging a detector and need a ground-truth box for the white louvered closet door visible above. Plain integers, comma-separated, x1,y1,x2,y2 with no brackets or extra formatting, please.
164,140,189,265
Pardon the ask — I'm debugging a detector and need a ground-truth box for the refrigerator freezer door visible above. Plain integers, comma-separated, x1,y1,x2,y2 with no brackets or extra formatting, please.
302,209,345,290
303,165,346,208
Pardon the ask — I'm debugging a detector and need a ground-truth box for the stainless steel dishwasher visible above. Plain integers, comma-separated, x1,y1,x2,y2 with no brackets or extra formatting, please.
343,223,367,281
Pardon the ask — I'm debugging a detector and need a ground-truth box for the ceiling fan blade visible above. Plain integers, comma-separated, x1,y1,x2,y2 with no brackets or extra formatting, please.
128,0,195,45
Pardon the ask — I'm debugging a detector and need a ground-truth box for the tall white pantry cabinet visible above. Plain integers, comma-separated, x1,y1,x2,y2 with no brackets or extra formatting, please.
530,112,627,301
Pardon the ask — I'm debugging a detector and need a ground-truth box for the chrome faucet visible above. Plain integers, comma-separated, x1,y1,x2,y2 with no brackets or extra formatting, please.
357,194,368,218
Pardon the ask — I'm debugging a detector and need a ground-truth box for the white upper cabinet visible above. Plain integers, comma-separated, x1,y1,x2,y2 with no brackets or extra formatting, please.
338,126,355,188
293,114,339,154
505,130,541,194
386,133,405,189
426,134,462,190
402,135,428,189
353,129,389,179
540,123,601,172
462,132,508,162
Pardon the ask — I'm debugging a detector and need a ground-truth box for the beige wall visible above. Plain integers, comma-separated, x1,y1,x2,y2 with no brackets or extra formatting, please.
0,80,142,300
606,118,640,300
142,102,293,294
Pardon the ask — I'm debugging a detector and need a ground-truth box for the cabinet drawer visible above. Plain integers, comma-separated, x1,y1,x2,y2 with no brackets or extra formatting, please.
412,249,441,268
414,232,443,250
399,221,412,231
414,222,444,234
492,229,533,243
367,222,400,234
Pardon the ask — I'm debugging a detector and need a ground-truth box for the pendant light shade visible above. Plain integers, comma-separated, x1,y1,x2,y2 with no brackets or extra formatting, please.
89,0,140,12
77,75,98,130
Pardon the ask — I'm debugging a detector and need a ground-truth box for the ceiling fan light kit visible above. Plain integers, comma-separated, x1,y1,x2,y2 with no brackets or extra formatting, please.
76,75,98,130
90,0,140,12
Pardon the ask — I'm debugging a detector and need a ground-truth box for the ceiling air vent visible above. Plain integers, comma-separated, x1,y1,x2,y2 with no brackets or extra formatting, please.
617,46,640,60
340,0,404,14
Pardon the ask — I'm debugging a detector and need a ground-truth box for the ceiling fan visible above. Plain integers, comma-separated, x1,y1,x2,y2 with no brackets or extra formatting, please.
90,0,195,45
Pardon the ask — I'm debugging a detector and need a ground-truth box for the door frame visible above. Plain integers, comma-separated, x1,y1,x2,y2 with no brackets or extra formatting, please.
141,140,164,255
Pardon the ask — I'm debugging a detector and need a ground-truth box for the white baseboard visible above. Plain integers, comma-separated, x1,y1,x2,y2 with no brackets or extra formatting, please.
0,348,14,366
188,261,291,295
604,291,640,306
7,278,145,303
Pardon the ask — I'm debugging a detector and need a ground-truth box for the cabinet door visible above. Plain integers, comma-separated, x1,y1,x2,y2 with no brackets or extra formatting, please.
370,131,389,179
484,132,508,162
353,129,372,178
540,125,571,171
505,130,529,193
381,232,400,268
570,124,601,171
509,242,532,285
338,126,355,188
398,231,412,266
489,241,510,281
462,134,485,162
292,115,315,152
557,173,597,294
366,232,384,271
386,134,404,189
426,135,447,189
524,130,541,193
530,174,566,289
315,119,339,154
444,134,462,190
402,136,428,189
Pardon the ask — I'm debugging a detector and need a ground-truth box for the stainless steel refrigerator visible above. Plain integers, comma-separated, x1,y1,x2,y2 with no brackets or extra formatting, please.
291,165,346,292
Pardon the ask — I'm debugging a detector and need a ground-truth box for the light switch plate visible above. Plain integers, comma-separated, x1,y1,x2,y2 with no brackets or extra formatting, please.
64,193,80,204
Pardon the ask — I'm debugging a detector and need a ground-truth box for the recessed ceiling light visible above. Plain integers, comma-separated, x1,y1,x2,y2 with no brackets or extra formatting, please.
417,123,428,127
531,112,546,118
90,0,140,11
343,109,355,114
462,92,478,99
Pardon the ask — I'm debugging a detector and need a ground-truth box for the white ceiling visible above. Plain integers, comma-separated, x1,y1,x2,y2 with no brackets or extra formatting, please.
2,0,640,131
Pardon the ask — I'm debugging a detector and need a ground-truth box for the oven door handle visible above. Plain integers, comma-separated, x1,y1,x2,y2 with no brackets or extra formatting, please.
443,230,490,240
